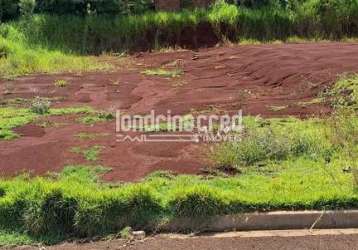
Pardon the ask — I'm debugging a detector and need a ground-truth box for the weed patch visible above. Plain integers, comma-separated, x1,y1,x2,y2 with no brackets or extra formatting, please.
30,96,51,114
78,112,114,125
54,79,69,88
0,106,95,140
70,146,104,162
0,25,109,78
325,74,358,109
211,117,333,170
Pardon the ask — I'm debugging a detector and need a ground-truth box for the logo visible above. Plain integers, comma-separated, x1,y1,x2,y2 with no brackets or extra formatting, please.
115,110,243,143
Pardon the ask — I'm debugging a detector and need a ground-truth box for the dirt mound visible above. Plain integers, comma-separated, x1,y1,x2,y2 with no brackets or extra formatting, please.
1,43,358,181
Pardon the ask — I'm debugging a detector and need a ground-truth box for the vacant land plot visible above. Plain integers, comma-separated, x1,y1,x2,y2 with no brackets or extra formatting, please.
1,43,358,181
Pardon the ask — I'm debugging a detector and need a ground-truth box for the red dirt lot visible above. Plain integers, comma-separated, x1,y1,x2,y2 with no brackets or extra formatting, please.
1,42,358,182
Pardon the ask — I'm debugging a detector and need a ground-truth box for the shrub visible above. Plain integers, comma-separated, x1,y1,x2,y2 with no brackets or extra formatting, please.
0,38,10,58
0,196,26,229
10,0,154,17
23,189,77,236
30,96,51,114
0,0,20,22
314,0,358,38
19,0,36,17
211,118,333,169
326,74,358,109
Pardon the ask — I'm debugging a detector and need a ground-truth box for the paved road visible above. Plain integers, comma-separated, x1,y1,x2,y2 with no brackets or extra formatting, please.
7,229,358,250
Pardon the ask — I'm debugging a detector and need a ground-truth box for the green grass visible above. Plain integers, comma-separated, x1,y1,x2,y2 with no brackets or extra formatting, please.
0,108,357,246
0,25,109,78
59,165,111,183
2,1,358,59
0,108,37,139
78,112,114,125
211,116,335,169
0,230,34,247
142,68,183,78
325,74,358,109
70,146,104,162
0,106,358,240
0,159,356,246
0,106,94,140
0,2,357,78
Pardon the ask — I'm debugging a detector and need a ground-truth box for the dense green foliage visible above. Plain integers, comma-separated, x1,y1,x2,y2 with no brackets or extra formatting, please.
0,24,107,77
1,1,358,77
0,158,356,245
2,1,358,55
0,0,154,21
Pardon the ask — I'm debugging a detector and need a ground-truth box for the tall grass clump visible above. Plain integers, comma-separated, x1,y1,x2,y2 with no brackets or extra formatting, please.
0,23,106,78
327,108,358,185
168,185,227,217
324,74,358,188
325,74,358,109
74,185,161,237
211,117,333,170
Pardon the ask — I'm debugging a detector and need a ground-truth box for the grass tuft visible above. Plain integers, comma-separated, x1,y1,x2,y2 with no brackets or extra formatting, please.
70,146,104,162
54,79,69,88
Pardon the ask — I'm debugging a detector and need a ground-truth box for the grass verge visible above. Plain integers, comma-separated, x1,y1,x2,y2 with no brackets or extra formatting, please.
0,158,356,246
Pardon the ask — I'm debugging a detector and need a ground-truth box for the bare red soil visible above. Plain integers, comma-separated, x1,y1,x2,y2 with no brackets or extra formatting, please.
1,43,358,181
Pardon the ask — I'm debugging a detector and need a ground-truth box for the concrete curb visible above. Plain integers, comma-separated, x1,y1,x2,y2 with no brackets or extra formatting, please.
159,210,358,232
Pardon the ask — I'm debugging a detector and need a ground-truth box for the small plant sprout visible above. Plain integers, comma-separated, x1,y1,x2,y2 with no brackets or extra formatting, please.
30,96,51,114
54,79,69,88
